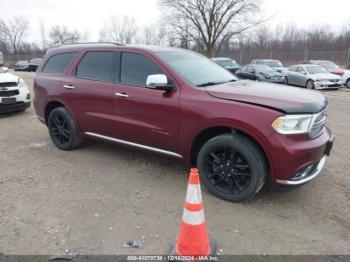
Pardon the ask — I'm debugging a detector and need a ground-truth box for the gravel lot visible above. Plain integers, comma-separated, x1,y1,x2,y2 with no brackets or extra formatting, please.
0,71,349,255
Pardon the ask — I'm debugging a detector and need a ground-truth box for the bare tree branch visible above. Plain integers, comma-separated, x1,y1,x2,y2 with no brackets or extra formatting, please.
99,15,138,44
0,17,29,55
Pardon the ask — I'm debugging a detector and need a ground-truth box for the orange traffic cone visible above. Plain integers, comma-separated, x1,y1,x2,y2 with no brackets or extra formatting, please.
170,168,216,257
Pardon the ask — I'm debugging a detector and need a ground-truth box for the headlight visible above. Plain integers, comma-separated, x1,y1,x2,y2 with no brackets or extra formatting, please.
18,78,27,88
272,114,314,135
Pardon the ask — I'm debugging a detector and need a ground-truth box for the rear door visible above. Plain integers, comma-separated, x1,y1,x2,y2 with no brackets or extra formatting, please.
112,51,180,153
63,50,118,137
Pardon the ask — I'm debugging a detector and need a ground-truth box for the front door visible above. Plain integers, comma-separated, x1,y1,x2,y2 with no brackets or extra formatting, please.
112,51,180,153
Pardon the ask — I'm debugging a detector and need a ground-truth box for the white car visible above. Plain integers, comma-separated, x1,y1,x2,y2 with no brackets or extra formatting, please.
341,70,350,88
0,67,31,113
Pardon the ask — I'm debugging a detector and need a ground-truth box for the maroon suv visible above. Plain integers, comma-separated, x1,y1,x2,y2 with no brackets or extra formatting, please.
33,44,334,202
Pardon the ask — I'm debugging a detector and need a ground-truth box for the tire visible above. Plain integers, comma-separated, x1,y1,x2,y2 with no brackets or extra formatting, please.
48,107,81,151
285,77,289,85
197,133,267,202
306,80,315,89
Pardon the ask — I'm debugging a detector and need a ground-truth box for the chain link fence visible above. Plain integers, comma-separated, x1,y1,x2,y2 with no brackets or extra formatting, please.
220,49,350,67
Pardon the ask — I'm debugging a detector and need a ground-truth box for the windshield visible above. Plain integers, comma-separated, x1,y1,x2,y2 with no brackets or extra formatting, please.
157,51,237,86
17,61,28,65
254,65,276,73
266,60,283,67
217,59,239,67
305,65,329,74
318,61,339,70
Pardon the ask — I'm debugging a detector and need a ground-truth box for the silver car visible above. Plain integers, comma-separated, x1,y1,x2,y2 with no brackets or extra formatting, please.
286,64,341,90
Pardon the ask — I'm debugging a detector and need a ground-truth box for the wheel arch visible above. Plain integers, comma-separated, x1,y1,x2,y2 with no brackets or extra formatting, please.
44,100,70,123
190,125,271,175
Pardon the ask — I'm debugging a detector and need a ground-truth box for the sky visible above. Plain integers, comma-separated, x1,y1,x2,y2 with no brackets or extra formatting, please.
1,0,349,45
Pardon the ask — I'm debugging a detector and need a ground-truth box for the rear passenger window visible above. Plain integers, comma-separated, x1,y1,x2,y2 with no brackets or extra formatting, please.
42,52,76,74
121,52,163,87
76,51,117,82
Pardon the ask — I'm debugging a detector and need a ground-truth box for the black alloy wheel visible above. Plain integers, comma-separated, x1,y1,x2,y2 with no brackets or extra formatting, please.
48,107,81,150
197,133,267,202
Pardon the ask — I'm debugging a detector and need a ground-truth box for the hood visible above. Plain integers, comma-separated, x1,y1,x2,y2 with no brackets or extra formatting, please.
205,80,327,114
0,72,20,83
310,73,341,80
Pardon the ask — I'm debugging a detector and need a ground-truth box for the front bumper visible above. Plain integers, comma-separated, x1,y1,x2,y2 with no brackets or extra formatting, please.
269,127,334,188
0,101,31,113
314,81,341,89
0,85,31,113
276,156,326,185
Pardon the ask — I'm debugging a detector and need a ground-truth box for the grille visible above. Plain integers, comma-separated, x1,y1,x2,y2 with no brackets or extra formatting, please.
0,90,19,97
0,82,18,88
329,79,339,83
310,109,327,138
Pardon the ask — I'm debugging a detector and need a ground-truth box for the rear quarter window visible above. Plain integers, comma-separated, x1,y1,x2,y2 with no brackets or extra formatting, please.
42,52,77,74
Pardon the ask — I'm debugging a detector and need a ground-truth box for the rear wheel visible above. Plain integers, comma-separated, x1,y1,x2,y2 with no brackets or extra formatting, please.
306,80,315,89
285,77,289,85
346,79,350,88
48,107,81,151
197,133,267,202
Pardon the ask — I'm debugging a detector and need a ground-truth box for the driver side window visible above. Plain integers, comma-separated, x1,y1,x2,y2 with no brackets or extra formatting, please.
121,52,164,87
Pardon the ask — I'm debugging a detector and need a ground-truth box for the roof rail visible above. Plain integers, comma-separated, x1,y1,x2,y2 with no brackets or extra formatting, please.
58,42,125,47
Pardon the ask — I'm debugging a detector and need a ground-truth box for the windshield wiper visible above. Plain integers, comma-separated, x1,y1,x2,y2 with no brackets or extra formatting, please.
197,82,220,87
197,79,237,87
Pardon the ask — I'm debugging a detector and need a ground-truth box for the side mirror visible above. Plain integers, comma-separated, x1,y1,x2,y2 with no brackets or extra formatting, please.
2,67,8,73
146,74,175,92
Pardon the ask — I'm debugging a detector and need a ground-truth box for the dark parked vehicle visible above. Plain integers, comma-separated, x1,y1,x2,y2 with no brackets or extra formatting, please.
14,60,29,71
33,44,334,202
251,59,287,74
236,64,286,84
212,57,241,73
305,60,344,76
28,58,43,72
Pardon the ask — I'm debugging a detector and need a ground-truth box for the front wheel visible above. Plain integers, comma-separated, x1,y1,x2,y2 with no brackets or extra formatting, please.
306,80,315,89
48,107,81,151
197,133,267,202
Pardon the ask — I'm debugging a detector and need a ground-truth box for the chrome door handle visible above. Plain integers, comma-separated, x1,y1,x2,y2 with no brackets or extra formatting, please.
64,84,75,90
115,92,129,98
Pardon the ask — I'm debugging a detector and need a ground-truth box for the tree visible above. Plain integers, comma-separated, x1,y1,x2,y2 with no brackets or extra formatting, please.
99,15,138,44
142,24,166,45
160,0,263,57
0,17,29,55
48,25,86,46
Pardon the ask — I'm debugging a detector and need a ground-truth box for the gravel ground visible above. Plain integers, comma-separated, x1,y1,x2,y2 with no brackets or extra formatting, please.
0,71,349,255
